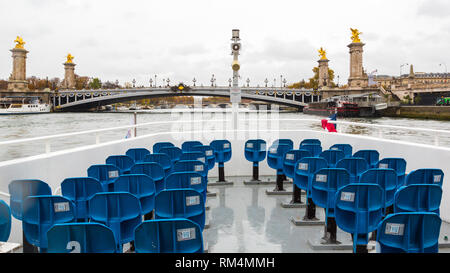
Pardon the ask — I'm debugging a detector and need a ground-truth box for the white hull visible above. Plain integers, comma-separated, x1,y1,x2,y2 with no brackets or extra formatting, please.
0,104,51,115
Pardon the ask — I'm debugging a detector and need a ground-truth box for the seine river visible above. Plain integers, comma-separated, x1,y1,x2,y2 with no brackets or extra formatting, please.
1,110,450,162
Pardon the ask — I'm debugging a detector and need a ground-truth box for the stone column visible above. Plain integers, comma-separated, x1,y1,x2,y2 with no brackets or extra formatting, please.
318,58,330,88
7,47,29,92
347,42,368,88
63,62,76,89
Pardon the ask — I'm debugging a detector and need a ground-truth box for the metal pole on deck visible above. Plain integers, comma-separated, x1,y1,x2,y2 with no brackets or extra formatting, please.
134,112,137,137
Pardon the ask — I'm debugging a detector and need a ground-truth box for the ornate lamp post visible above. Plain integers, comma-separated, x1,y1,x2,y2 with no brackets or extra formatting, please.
211,74,216,87
283,78,287,88
246,78,250,87
154,74,157,87
264,78,268,87
149,78,153,87
228,78,232,87
132,79,136,88
193,78,197,86
166,78,170,87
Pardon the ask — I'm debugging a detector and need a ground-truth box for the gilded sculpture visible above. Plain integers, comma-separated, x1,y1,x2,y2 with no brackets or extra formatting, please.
66,53,74,64
318,47,327,60
350,28,362,43
14,36,26,49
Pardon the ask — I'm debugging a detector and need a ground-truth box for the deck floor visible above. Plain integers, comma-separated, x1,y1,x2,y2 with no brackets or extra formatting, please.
204,176,450,253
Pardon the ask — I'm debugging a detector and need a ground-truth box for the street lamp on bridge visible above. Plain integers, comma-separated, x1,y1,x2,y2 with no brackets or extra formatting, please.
264,78,268,87
193,78,197,86
283,78,287,88
211,74,216,87
246,78,250,87
149,78,153,87
132,79,136,88
154,74,157,87
166,78,171,87
228,78,232,87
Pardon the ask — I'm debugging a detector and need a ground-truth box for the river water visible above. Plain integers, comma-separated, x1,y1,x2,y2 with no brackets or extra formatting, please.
1,109,450,162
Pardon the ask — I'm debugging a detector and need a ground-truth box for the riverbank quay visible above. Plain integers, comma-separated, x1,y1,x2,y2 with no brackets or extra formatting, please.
380,106,450,121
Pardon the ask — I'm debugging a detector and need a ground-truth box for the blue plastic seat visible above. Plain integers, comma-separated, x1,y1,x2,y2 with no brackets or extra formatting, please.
360,169,398,214
330,144,353,158
165,172,207,202
153,142,174,153
244,139,267,163
405,169,444,188
173,160,208,180
126,148,151,163
89,192,142,251
155,189,205,230
159,146,183,165
8,179,52,221
354,150,380,169
294,157,328,197
182,141,203,152
267,144,292,174
311,168,351,219
335,184,384,252
114,174,156,216
283,149,312,179
130,163,165,194
210,140,232,164
134,219,204,253
394,185,442,215
180,151,206,165
23,195,75,252
301,144,323,157
87,164,121,192
61,177,103,221
47,223,117,253
273,139,294,149
144,153,172,175
376,212,441,253
0,201,11,242
300,139,321,147
378,158,407,187
191,145,216,171
106,155,134,174
336,158,369,183
320,150,346,168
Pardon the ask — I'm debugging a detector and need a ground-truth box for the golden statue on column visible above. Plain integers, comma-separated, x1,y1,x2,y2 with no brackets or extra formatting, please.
14,36,26,49
350,28,362,43
66,53,74,63
318,47,327,60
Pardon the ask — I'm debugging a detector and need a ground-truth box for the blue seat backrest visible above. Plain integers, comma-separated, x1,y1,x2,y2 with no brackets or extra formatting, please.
106,155,134,174
8,179,52,221
405,169,444,188
126,148,151,163
114,174,156,215
301,144,323,157
130,163,165,194
335,184,384,251
376,212,441,253
61,177,103,221
294,157,328,194
89,192,142,246
283,149,312,178
354,150,380,168
360,169,398,209
144,153,172,174
244,139,267,163
155,189,205,230
191,145,216,171
165,172,207,202
134,219,204,253
159,147,183,164
273,139,294,149
300,139,321,147
23,195,75,250
173,160,207,179
394,184,442,215
181,152,206,166
378,158,407,186
47,223,117,253
0,200,11,242
330,144,353,158
320,150,346,168
336,158,369,183
210,140,232,163
311,168,350,219
182,141,203,152
87,164,121,191
267,144,292,171
153,142,174,153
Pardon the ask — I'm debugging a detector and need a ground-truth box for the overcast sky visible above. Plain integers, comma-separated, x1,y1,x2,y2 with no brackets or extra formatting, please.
0,0,449,87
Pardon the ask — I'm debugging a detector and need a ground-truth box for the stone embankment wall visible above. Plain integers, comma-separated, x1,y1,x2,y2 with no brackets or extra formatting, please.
380,106,450,121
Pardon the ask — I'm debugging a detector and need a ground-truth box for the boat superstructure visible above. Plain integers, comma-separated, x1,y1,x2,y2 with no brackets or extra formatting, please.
0,96,51,115
0,116,449,254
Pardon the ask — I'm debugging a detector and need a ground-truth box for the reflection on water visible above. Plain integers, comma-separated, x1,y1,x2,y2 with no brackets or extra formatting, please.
1,111,450,161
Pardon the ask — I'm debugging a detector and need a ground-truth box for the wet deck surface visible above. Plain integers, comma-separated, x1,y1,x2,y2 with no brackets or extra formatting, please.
204,176,450,253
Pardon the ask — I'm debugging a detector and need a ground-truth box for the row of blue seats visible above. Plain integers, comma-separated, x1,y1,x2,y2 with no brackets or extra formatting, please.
3,140,234,253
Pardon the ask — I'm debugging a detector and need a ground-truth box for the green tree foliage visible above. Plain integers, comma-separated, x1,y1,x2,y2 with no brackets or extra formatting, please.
89,78,102,89
288,67,335,89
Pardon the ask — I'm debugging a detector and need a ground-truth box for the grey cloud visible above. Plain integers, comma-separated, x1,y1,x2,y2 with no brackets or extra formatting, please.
417,0,450,18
